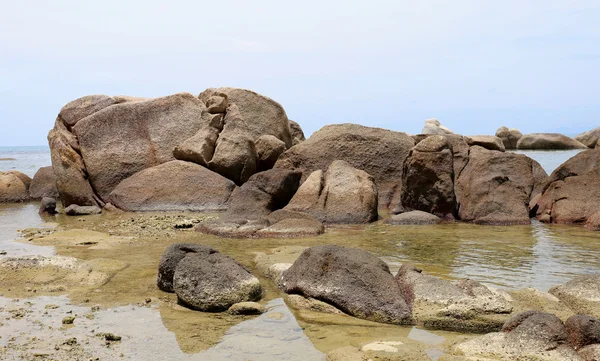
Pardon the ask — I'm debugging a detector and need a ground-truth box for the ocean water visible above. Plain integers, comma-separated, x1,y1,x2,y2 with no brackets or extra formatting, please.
0,145,51,177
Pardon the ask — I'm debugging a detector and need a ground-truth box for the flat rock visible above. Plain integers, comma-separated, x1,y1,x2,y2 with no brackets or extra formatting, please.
108,160,236,212
385,211,441,225
517,133,587,150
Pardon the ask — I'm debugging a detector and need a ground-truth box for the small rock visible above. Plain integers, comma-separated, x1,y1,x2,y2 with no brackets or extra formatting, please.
62,316,75,324
227,302,265,315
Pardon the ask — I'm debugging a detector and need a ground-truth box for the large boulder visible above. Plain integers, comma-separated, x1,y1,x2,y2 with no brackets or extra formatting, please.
534,148,600,224
550,275,600,318
421,118,453,135
274,123,415,209
396,264,513,333
173,252,262,311
454,146,547,225
453,311,581,360
223,169,301,220
517,133,587,150
29,166,59,199
48,118,99,207
280,245,412,325
0,171,31,202
58,95,117,127
71,93,207,200
157,243,217,292
108,160,236,212
399,135,459,218
495,126,523,149
575,126,600,148
284,160,378,224
199,87,293,148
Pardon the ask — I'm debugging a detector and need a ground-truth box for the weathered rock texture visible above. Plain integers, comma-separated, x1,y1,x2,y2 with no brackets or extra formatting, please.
453,311,583,360
275,123,414,209
396,264,513,333
550,275,600,318
157,243,217,292
0,171,31,202
517,133,587,150
280,245,412,325
108,160,236,212
385,210,441,225
284,160,378,224
29,166,59,199
533,148,600,224
575,126,600,148
49,88,295,209
465,135,505,151
495,126,523,149
455,146,547,224
288,120,306,145
173,252,262,311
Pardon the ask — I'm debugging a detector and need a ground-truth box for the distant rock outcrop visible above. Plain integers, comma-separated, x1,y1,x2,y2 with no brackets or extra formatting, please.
495,126,523,149
421,118,453,135
517,133,587,150
575,126,600,148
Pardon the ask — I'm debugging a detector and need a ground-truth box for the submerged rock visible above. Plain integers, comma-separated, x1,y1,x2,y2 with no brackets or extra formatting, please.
39,197,57,214
227,302,265,315
284,160,378,224
280,245,412,325
64,204,101,216
385,211,441,225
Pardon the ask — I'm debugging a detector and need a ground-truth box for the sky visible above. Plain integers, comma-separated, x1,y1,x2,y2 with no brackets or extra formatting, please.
1,0,599,146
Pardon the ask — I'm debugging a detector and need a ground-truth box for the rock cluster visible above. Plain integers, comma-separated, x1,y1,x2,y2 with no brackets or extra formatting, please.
495,126,523,149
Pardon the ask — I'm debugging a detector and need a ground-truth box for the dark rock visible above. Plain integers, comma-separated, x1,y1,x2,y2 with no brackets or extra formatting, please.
108,160,236,212
39,197,57,214
29,166,59,199
224,169,301,221
255,135,286,171
565,314,600,350
173,252,262,311
455,146,547,225
157,243,217,292
550,275,600,318
280,245,412,325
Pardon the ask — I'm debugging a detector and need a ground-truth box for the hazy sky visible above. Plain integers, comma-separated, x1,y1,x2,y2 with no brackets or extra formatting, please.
1,1,599,146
